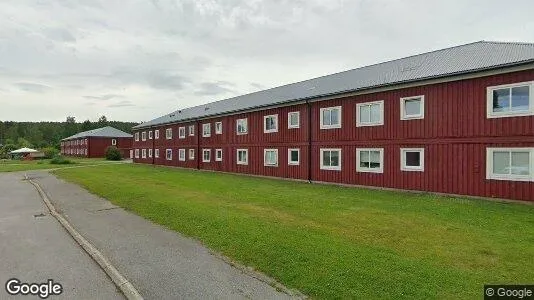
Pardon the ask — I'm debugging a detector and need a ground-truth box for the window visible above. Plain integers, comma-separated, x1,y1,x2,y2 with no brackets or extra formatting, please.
486,148,533,181
288,112,300,129
236,118,248,134
189,149,195,160
165,128,172,139
155,149,159,158
264,149,278,166
288,148,300,165
188,125,195,136
237,149,248,165
178,149,186,161
264,114,278,133
179,127,186,139
111,139,117,146
142,131,147,141
215,149,223,161
357,100,384,127
135,132,139,141
320,149,341,170
400,96,424,120
202,123,211,137
84,139,88,145
356,148,384,173
149,130,153,139
320,106,342,129
202,149,211,162
129,150,133,158
487,81,533,118
142,149,147,158
166,149,172,160
155,130,159,139
215,122,222,134
148,148,153,158
400,148,424,171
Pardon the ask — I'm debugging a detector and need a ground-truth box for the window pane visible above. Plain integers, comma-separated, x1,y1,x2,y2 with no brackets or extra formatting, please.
322,110,331,125
291,150,299,162
290,113,298,125
405,151,420,166
360,151,370,168
330,151,339,166
492,152,510,174
511,152,530,175
331,109,339,125
511,86,530,111
359,106,370,123
323,151,331,166
369,151,381,168
492,89,510,112
404,99,421,116
370,104,381,122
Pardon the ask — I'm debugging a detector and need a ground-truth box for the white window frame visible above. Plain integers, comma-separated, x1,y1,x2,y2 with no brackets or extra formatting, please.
178,149,186,161
188,125,195,136
165,128,172,139
148,148,153,158
236,149,248,165
400,96,425,120
148,130,153,139
155,149,159,158
263,114,278,133
111,139,117,146
215,149,223,161
320,106,342,129
142,149,147,158
486,148,534,182
236,118,248,135
288,148,300,165
356,100,384,127
166,149,172,161
155,129,160,139
215,122,223,134
189,149,195,160
400,148,425,172
288,112,300,129
264,149,278,167
202,149,211,162
356,148,384,173
320,148,342,171
142,131,147,141
202,123,211,137
486,81,534,118
178,127,186,139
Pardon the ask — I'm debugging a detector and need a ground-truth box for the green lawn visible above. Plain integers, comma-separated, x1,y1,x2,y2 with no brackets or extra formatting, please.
0,157,111,172
54,164,534,299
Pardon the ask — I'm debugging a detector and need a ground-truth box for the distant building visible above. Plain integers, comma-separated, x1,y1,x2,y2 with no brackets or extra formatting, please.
61,126,133,158
10,148,45,159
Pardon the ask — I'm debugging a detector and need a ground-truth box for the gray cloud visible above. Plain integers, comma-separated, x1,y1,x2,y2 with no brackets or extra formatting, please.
195,81,235,96
83,94,123,101
14,82,51,93
108,100,135,108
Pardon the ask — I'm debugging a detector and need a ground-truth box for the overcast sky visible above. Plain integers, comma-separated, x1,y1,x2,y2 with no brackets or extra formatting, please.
0,0,532,122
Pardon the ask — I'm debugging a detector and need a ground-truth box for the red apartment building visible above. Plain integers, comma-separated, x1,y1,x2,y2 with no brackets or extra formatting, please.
61,126,133,158
132,41,534,201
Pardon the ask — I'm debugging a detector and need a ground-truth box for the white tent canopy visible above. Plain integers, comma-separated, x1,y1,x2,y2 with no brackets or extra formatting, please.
10,147,40,154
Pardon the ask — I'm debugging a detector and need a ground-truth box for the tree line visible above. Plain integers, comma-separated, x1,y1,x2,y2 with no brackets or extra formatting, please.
0,116,138,158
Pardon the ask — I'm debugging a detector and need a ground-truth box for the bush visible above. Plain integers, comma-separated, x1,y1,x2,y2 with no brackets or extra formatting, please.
42,147,59,159
50,155,73,165
105,146,122,161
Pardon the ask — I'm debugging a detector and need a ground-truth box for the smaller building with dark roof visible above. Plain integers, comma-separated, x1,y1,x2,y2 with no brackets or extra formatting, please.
61,126,133,158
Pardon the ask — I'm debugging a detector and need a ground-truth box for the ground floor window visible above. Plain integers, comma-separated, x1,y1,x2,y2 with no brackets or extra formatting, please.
189,149,195,160
356,148,384,173
179,149,186,161
202,149,211,162
142,149,147,158
215,149,223,161
264,149,278,166
288,148,300,165
320,148,341,170
155,149,159,158
148,149,153,158
237,149,248,165
135,149,139,158
400,148,424,171
166,149,172,160
486,148,533,181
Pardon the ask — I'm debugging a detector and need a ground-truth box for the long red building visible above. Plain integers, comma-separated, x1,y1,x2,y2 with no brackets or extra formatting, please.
132,41,534,201
61,126,133,158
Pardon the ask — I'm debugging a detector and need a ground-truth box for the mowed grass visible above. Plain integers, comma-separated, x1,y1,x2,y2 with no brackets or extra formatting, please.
0,157,110,172
54,164,534,299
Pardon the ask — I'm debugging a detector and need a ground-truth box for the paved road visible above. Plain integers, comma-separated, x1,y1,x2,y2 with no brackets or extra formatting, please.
23,171,296,300
0,172,123,299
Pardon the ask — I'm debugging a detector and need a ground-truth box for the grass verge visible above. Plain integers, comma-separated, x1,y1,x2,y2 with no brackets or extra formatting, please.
0,157,114,172
53,164,534,299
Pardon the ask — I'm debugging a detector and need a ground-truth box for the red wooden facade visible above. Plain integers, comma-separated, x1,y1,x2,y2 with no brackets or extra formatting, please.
61,136,132,158
132,69,534,201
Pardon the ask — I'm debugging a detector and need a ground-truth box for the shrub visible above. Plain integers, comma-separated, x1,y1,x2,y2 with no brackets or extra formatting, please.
50,155,73,165
42,147,59,159
105,146,122,161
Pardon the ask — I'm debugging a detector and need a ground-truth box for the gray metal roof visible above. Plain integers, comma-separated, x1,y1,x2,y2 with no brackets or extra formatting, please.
134,41,534,129
62,126,133,141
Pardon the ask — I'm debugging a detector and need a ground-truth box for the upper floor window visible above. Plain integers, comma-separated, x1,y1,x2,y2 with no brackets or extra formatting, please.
320,106,341,129
188,125,195,136
142,131,147,141
264,149,278,166
215,122,223,134
400,96,424,120
288,112,300,129
356,100,384,127
237,118,248,135
487,81,533,118
149,131,153,139
155,130,159,139
179,127,186,139
264,114,278,133
111,139,117,146
486,148,533,181
202,123,211,137
320,148,341,171
356,148,384,173
237,149,248,165
400,148,424,172
165,128,172,139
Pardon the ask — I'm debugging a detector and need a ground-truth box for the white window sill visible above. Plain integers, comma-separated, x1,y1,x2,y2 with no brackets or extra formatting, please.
320,166,341,171
401,167,424,172
486,175,533,182
487,110,534,119
356,122,384,127
357,168,383,173
264,129,278,133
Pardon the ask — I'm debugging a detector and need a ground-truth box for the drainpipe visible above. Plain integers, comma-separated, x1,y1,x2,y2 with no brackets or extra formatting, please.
196,119,200,170
307,100,312,183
